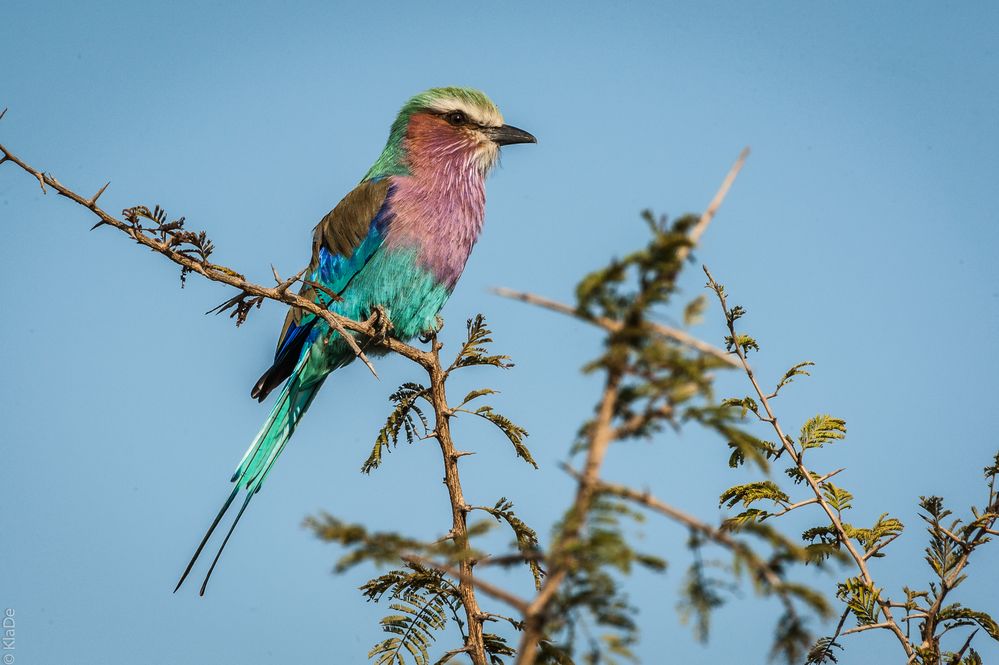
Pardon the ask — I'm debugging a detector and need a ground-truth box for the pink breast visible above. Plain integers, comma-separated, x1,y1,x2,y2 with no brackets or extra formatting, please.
386,117,488,289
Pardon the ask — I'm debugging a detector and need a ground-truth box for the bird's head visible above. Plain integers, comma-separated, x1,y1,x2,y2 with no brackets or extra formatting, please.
366,87,536,180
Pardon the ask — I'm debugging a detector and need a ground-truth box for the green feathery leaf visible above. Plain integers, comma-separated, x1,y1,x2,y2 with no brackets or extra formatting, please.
722,508,771,531
821,483,853,513
805,636,843,664
364,383,430,473
836,577,882,626
476,497,544,590
773,361,815,396
463,405,536,468
725,333,759,355
938,604,999,641
799,415,847,451
720,481,789,509
363,564,464,665
722,396,761,419
848,513,904,556
450,315,513,371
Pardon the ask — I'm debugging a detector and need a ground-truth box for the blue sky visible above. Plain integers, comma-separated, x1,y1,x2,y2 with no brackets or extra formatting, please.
2,2,997,663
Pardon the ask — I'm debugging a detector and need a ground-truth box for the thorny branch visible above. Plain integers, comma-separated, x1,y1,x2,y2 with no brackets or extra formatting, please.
0,134,497,665
512,149,750,664
0,138,407,377
14,120,988,664
424,334,491,664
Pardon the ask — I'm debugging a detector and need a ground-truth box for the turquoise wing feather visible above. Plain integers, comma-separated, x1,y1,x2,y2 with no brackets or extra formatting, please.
251,178,393,401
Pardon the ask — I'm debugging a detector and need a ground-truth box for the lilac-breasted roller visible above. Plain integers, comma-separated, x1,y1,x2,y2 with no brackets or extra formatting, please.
175,87,536,594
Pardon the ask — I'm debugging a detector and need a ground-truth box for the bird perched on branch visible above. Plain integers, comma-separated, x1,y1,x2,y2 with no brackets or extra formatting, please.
175,87,536,594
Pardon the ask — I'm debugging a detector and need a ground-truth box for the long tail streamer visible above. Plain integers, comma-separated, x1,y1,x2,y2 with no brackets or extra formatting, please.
175,361,325,595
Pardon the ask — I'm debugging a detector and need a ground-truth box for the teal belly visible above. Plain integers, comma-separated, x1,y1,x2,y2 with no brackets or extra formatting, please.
304,247,450,374
336,246,450,339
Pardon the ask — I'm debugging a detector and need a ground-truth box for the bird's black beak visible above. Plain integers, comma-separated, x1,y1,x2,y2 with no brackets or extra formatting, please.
486,124,537,146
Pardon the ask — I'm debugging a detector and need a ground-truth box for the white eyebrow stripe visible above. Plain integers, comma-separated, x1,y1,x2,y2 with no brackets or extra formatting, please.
426,97,504,127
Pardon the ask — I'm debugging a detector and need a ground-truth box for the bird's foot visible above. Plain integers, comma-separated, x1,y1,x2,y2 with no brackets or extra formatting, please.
419,316,444,344
368,305,394,345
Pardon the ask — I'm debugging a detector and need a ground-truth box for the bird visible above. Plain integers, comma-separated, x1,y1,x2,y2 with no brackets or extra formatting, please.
174,87,536,594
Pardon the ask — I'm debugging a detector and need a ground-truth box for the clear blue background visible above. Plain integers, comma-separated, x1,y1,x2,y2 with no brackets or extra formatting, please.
2,2,997,663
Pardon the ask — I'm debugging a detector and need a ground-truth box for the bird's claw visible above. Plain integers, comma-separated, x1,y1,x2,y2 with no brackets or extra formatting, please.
369,305,394,345
419,316,444,344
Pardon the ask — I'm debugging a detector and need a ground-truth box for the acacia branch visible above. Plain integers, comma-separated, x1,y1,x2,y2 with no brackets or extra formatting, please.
492,287,740,368
569,466,796,608
513,149,749,664
611,401,676,438
841,622,894,637
421,338,492,664
917,495,999,654
1,136,498,664
682,146,750,261
771,497,819,518
703,265,915,659
493,149,750,370
402,554,530,615
514,367,625,665
0,140,417,375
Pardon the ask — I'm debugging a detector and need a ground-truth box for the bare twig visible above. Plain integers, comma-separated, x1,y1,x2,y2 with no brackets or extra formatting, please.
771,497,819,518
938,525,968,549
435,646,472,664
301,278,342,303
841,622,894,637
477,552,545,567
491,288,740,368
612,401,676,438
954,628,979,662
827,608,852,657
816,467,846,484
680,146,750,262
900,613,929,622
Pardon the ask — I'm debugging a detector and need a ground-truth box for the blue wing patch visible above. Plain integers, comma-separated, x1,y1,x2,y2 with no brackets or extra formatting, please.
251,182,394,401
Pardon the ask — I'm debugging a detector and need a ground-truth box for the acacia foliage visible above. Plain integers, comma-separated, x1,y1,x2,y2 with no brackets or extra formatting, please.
303,208,993,664
4,134,993,664
705,269,999,665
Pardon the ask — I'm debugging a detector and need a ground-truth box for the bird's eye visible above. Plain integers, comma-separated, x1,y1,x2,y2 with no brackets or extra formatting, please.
445,111,468,126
